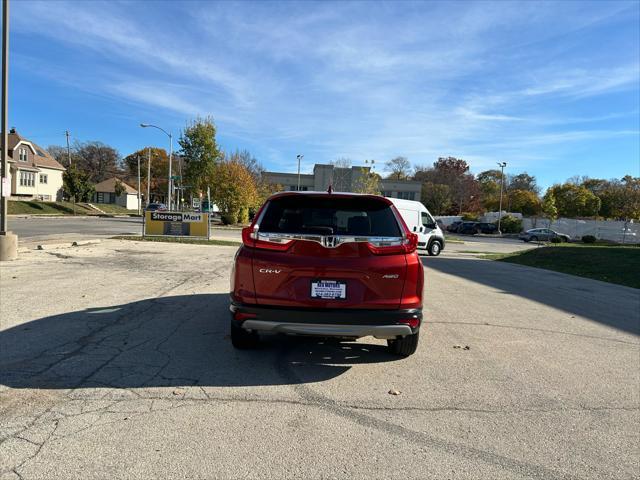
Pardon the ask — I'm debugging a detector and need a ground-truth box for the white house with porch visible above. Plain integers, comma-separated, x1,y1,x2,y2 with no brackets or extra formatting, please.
6,129,65,201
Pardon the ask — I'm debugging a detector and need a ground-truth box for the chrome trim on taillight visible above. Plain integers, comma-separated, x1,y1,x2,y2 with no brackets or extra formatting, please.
254,231,405,248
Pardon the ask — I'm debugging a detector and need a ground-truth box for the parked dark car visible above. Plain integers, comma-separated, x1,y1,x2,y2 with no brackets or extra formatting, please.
476,222,498,234
144,203,167,212
231,191,424,356
447,221,463,233
457,222,479,235
519,228,570,242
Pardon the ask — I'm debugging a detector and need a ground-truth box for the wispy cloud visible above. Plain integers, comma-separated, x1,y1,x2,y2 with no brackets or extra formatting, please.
10,0,640,185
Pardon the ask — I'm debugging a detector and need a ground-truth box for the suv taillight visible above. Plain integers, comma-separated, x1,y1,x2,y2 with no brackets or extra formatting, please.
367,232,418,255
242,226,293,251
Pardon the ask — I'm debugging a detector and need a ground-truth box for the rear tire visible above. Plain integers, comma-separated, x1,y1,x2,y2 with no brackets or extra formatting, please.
530,236,538,242
428,240,442,256
231,320,259,349
387,332,419,357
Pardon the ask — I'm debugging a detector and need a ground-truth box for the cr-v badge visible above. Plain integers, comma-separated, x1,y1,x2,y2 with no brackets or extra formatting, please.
259,268,282,274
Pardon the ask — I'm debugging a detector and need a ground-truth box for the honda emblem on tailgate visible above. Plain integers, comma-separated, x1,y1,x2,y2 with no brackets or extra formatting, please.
324,236,337,248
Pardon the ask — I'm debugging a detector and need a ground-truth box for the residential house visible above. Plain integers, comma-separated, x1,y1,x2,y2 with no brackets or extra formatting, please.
92,177,139,210
7,129,65,201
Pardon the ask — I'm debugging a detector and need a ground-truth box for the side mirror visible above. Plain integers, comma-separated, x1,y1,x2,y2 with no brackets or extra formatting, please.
425,222,436,230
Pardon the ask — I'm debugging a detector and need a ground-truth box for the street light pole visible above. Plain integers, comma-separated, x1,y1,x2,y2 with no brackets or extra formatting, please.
140,123,173,210
296,154,303,191
147,147,151,207
497,162,507,235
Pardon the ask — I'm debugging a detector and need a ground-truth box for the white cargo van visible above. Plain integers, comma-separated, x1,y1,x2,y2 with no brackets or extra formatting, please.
389,198,445,256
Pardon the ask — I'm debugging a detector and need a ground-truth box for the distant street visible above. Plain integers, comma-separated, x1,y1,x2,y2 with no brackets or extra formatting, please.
8,217,242,244
9,216,143,243
9,216,532,254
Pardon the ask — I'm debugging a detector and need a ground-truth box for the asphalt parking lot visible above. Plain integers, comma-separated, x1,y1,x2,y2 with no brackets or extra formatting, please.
1,240,638,479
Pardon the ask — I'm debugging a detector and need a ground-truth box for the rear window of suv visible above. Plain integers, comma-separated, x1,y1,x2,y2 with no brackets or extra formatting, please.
259,195,402,237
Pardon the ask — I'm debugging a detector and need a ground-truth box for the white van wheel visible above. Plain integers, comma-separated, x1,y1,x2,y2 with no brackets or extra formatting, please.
428,241,442,256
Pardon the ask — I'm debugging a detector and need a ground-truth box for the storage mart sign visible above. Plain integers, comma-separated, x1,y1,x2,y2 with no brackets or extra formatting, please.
144,211,210,238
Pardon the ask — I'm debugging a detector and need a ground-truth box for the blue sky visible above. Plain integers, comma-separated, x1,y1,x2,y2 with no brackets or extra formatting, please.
8,0,640,190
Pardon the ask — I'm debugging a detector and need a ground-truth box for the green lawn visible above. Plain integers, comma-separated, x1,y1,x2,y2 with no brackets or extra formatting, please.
8,200,95,215
483,244,640,289
112,235,241,247
444,235,465,244
92,203,139,215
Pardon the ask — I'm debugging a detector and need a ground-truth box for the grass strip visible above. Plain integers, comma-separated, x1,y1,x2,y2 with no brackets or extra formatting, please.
481,244,640,289
8,200,95,215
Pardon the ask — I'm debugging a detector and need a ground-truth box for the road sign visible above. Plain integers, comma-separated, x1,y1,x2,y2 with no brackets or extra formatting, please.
171,175,181,180
192,198,201,209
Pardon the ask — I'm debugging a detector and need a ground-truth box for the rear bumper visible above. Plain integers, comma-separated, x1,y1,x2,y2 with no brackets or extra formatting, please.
229,302,422,339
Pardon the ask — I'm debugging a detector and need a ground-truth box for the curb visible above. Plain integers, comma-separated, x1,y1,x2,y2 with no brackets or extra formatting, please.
9,214,141,219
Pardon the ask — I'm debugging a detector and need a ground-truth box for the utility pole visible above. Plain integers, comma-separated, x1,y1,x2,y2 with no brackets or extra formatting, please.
168,133,173,210
147,147,151,207
497,162,507,235
296,154,303,191
0,0,17,261
65,129,71,166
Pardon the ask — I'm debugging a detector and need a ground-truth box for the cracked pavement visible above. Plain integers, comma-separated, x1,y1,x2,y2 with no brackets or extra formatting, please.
0,239,638,479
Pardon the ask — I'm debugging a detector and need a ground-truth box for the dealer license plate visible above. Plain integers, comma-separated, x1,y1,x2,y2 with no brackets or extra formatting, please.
310,280,346,300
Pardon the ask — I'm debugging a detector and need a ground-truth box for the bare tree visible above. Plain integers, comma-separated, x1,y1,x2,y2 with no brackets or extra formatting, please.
385,156,411,180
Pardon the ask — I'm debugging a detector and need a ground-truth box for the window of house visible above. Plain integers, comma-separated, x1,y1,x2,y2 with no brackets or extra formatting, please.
40,174,48,184
19,171,35,187
18,148,28,162
97,192,105,203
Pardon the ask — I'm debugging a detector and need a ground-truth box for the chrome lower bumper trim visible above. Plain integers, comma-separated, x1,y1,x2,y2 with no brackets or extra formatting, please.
241,320,413,339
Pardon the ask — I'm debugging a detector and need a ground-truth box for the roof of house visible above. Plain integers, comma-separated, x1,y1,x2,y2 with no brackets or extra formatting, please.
6,129,66,171
94,177,138,194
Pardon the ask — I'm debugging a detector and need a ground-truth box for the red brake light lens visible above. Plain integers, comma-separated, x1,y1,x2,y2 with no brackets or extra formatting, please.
367,232,418,255
241,226,254,246
233,311,257,322
399,317,420,328
242,226,293,251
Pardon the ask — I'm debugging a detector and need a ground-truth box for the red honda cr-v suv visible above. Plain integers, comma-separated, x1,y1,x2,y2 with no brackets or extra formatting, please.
230,191,424,356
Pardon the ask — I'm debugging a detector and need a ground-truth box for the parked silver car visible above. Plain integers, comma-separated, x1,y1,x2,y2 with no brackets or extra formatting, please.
519,228,570,242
